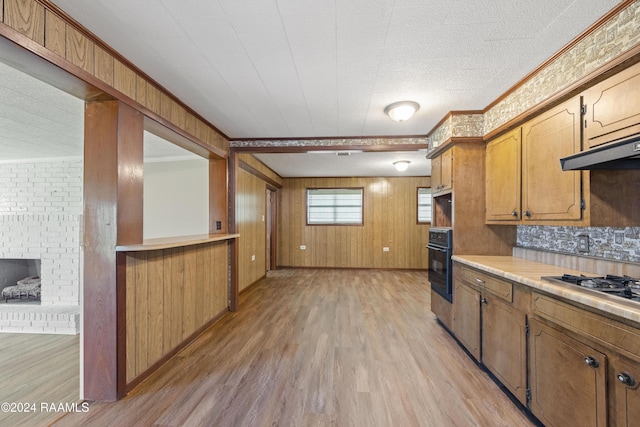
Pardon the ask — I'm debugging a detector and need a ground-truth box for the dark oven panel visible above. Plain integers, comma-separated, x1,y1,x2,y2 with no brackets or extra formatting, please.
427,228,452,302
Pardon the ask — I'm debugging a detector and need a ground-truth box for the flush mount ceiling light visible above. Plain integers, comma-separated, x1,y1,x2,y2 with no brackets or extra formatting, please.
393,160,410,172
384,101,420,122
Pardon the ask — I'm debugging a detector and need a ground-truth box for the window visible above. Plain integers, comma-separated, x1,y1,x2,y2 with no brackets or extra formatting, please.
417,187,432,223
307,188,363,225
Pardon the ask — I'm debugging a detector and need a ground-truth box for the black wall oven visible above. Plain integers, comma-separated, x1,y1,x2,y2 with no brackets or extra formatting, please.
427,227,453,302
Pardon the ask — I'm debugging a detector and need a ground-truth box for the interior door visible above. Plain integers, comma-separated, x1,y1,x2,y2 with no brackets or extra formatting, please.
266,188,277,271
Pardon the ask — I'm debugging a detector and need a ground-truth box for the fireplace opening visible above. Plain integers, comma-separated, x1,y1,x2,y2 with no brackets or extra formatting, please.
0,259,41,304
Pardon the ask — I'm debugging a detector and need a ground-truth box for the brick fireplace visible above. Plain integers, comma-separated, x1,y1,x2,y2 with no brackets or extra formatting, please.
0,159,82,334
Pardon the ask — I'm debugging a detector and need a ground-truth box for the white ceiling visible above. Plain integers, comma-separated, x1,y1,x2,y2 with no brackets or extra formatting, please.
0,60,84,162
254,150,430,177
48,0,621,140
0,1,622,177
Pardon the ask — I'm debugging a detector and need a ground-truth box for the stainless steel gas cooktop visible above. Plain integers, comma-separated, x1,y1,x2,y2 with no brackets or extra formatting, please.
542,274,640,302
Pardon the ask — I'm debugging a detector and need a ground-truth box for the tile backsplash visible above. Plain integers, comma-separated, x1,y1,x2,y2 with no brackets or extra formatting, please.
517,226,640,263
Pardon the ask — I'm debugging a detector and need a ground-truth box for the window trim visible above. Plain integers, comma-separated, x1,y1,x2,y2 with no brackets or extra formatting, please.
306,187,365,226
417,187,432,224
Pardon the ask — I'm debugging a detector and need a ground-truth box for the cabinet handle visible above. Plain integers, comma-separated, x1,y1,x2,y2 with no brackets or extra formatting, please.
524,210,531,218
511,210,518,217
481,297,488,305
617,372,636,387
475,278,485,284
584,356,600,368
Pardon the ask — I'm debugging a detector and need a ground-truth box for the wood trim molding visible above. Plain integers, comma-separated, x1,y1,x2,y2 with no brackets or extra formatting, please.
239,275,267,294
116,252,127,398
428,137,484,159
238,159,283,189
125,307,229,393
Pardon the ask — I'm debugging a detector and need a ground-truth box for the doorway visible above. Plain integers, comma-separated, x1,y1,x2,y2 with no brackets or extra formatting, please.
265,187,277,271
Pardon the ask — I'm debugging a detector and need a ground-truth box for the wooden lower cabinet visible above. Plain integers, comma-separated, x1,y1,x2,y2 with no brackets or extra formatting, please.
610,354,640,427
482,294,527,404
529,318,608,427
451,265,640,426
452,278,481,360
452,264,528,404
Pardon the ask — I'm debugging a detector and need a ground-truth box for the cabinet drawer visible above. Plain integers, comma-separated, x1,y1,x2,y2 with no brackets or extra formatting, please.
532,292,640,359
460,266,512,303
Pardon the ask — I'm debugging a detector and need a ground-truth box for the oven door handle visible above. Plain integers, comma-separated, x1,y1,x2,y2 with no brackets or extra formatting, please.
426,244,448,252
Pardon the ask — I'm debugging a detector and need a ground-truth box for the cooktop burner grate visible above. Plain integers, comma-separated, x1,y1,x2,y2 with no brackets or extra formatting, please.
543,274,640,301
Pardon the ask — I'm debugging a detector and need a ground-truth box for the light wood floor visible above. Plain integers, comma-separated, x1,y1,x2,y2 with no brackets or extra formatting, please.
0,333,79,427
55,269,535,426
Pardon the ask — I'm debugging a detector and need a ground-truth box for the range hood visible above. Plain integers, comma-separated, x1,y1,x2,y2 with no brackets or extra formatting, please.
560,136,640,170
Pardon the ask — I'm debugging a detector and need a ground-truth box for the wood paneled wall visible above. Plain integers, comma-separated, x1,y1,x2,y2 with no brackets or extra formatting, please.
279,177,431,269
1,0,228,154
124,241,229,385
236,168,268,291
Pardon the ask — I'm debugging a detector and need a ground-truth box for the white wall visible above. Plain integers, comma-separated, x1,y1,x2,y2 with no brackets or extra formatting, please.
143,158,209,239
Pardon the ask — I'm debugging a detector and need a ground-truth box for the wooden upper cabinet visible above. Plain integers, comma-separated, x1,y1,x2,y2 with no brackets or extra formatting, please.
440,149,453,192
431,155,442,191
583,61,640,149
521,97,583,222
485,127,521,222
431,149,453,195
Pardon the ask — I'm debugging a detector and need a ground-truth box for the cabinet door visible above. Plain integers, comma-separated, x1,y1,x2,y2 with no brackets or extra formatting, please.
485,127,521,222
583,61,640,149
440,149,453,192
452,279,480,360
529,318,607,427
482,295,527,404
431,155,442,192
610,354,640,427
522,97,583,222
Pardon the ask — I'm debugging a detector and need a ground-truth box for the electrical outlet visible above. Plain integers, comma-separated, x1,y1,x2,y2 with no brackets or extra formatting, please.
300,245,306,250
577,235,589,253
251,255,255,261
383,247,390,252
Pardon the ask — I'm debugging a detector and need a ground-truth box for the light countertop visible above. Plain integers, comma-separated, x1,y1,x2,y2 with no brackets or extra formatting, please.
116,233,239,252
452,255,640,325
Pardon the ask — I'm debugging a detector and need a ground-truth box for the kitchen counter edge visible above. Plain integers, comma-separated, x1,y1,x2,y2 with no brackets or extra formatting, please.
452,255,640,325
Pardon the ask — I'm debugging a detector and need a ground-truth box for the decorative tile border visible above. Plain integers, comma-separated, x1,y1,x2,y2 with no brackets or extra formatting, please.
484,2,640,135
427,2,640,148
230,137,427,148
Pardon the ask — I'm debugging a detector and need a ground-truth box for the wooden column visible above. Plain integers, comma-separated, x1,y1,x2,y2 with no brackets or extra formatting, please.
210,157,228,234
84,100,143,401
228,151,238,311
